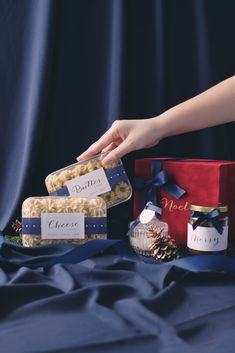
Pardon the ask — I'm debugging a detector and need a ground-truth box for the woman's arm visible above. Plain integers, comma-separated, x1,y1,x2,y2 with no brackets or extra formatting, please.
78,75,235,165
157,75,235,138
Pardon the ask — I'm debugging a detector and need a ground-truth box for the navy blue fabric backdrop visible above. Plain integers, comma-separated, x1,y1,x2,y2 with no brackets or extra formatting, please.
1,0,235,234
1,1,235,353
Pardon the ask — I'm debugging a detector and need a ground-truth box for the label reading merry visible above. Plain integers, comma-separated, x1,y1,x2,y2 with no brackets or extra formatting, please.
187,223,228,251
41,213,85,239
66,168,111,198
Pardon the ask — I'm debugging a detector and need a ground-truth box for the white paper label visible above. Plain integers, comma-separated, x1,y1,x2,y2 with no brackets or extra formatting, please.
41,213,85,239
139,209,155,224
66,168,111,198
187,223,228,251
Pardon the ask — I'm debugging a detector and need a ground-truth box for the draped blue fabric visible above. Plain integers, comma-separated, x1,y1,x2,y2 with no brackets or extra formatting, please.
1,2,235,351
0,241,235,353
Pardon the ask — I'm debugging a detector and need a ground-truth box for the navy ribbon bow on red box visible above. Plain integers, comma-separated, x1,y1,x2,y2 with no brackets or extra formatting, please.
133,160,186,211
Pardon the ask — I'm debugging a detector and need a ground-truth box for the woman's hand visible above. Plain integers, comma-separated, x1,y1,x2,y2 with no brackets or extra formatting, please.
78,76,235,165
77,118,164,165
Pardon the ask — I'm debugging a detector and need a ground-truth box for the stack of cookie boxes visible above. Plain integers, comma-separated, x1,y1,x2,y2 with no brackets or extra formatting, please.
21,154,132,246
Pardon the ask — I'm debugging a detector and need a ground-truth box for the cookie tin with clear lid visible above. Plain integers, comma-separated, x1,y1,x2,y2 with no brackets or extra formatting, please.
45,153,132,208
22,196,107,247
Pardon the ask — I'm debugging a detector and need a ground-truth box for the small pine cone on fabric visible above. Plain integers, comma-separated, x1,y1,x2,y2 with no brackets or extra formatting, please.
12,219,22,234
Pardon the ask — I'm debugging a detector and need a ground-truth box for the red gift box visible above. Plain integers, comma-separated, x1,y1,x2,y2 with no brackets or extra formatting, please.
134,158,235,247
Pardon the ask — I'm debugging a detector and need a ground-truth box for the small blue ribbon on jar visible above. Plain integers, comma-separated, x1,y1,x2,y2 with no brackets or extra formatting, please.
127,201,162,236
133,160,186,211
191,208,225,235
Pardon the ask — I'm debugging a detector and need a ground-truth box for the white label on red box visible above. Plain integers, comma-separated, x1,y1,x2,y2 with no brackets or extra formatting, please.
66,168,111,198
187,223,228,251
41,213,85,239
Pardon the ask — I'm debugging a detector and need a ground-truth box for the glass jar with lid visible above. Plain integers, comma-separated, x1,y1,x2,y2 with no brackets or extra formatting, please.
187,204,228,255
129,202,168,256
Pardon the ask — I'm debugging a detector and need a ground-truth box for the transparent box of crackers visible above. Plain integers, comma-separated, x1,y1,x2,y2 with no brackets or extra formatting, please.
22,196,107,247
45,153,132,208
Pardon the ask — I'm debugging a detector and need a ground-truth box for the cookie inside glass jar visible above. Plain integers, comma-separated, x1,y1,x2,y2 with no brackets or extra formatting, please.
45,153,132,208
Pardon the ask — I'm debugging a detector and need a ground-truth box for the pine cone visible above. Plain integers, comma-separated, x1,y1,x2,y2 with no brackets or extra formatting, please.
12,219,22,234
147,226,177,261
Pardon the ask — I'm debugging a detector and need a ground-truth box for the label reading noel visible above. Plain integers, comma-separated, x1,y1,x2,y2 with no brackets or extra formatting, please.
187,224,228,251
66,168,111,198
161,197,190,213
41,213,85,239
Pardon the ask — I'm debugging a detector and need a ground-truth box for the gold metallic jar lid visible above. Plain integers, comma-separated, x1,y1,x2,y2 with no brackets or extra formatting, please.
190,204,228,213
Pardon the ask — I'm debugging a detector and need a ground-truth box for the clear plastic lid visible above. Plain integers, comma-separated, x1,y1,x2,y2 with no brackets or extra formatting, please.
45,153,132,208
22,196,107,247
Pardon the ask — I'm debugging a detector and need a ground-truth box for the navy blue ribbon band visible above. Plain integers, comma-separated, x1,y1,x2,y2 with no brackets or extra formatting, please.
191,209,226,235
22,217,107,235
49,164,128,196
105,164,129,187
134,160,186,210
49,187,69,196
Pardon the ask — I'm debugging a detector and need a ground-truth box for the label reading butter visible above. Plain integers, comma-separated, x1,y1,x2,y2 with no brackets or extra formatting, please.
66,168,111,198
187,223,228,251
41,213,85,239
